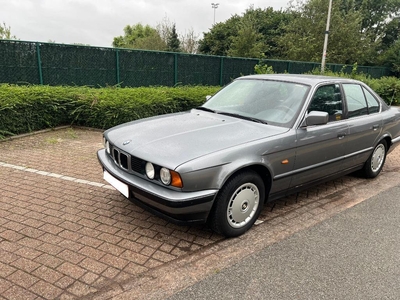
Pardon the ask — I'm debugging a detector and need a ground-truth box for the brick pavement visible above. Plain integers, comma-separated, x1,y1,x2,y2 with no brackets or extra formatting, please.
0,127,399,299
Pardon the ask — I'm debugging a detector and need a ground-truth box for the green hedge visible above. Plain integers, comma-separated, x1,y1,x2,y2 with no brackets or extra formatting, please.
0,85,220,139
1,75,400,139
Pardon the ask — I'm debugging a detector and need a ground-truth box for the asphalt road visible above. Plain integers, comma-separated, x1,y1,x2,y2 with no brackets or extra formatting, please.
168,185,400,300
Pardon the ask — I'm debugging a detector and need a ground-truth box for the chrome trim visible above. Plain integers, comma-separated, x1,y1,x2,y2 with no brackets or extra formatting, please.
110,144,135,173
392,136,400,144
343,147,373,159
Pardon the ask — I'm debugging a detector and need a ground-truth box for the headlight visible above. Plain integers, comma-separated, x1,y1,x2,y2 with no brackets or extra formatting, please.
160,168,171,185
106,140,110,154
103,137,111,154
145,162,155,179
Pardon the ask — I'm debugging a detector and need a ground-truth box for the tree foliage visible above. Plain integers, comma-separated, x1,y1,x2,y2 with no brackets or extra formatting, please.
180,29,199,54
198,7,290,58
279,0,369,64
351,0,400,40
166,24,181,52
227,11,265,58
114,18,197,53
112,24,166,50
198,15,241,56
111,1,400,72
0,22,17,39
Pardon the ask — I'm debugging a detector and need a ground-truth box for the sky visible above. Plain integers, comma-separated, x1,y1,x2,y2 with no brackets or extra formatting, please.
1,0,290,48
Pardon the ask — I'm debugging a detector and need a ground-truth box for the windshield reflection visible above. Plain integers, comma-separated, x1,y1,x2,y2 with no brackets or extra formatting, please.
203,79,310,127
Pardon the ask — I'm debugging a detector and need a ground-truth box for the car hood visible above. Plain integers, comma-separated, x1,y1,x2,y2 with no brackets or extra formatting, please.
105,110,288,169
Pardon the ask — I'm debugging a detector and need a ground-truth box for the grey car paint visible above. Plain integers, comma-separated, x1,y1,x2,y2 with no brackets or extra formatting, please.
97,74,400,236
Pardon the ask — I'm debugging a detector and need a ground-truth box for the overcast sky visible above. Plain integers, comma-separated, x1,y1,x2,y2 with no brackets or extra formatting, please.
1,0,290,47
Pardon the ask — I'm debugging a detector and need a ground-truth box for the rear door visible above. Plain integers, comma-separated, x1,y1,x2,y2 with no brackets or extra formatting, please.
341,83,383,168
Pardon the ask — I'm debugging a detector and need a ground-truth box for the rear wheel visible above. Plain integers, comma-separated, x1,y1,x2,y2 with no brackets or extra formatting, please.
209,171,265,237
362,140,387,178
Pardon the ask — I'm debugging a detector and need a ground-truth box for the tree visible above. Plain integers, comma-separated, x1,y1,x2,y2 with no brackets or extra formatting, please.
0,22,17,39
180,28,199,54
112,23,166,50
381,17,400,50
167,24,181,52
351,0,400,41
378,40,400,75
278,0,370,64
198,15,241,56
156,15,173,45
240,7,294,58
227,12,265,58
198,7,292,58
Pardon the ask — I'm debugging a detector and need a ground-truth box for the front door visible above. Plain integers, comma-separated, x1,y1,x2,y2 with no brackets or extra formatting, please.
290,84,348,189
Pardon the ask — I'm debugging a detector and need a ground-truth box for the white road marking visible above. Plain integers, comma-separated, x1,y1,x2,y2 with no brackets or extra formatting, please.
0,161,114,190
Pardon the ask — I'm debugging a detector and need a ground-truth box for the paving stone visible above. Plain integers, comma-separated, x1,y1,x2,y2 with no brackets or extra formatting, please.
0,127,399,299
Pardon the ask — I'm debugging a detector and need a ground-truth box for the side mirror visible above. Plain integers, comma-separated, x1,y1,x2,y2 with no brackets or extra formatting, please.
205,95,212,102
302,111,329,127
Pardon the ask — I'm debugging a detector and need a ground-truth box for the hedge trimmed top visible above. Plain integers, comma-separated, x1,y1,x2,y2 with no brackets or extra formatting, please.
1,75,399,139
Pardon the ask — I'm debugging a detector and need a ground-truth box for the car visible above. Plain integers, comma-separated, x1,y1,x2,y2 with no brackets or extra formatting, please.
97,74,400,237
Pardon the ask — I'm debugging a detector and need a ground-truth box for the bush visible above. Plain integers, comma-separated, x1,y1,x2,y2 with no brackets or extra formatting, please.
0,85,220,139
363,77,400,105
2,71,400,139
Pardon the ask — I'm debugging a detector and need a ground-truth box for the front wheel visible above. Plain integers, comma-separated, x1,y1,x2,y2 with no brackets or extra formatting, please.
362,140,387,178
209,171,265,237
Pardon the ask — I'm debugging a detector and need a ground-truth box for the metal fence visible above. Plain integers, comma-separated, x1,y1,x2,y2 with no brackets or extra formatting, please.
0,40,393,87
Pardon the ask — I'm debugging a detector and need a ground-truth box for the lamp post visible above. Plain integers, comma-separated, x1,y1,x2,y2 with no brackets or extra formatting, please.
321,0,333,73
211,3,219,25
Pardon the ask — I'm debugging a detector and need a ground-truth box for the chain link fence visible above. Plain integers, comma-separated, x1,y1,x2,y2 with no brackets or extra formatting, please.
0,40,393,87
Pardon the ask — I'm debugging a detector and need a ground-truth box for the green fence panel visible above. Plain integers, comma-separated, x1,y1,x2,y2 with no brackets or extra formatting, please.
118,49,175,87
0,40,394,87
0,40,40,84
177,54,220,85
39,43,117,86
222,57,259,85
262,59,289,73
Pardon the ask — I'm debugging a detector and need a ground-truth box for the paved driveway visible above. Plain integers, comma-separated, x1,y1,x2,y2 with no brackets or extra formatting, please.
0,127,399,299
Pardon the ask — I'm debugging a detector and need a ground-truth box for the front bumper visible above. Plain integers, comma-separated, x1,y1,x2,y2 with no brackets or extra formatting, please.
97,149,218,224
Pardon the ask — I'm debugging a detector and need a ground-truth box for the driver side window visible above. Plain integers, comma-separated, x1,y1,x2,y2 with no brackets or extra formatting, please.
308,84,343,122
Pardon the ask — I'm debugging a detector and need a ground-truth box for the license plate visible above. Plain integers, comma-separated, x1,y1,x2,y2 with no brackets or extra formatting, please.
103,170,129,198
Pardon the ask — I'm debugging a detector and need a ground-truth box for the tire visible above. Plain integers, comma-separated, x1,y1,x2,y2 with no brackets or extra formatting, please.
209,171,265,237
362,140,387,178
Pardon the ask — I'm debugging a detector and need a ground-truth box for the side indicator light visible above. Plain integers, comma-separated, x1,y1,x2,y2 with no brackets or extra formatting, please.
171,171,183,188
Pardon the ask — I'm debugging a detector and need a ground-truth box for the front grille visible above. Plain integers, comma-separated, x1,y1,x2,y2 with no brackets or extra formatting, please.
110,144,145,175
131,156,144,173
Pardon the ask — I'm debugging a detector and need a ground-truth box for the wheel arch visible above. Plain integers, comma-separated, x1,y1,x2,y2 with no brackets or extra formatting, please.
217,164,273,204
383,135,392,152
207,164,272,236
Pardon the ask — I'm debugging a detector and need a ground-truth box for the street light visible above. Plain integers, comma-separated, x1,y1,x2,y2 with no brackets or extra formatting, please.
321,0,333,73
211,3,219,25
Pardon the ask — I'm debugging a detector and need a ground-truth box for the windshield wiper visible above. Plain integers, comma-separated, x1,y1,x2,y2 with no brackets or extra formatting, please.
218,112,268,124
195,106,216,113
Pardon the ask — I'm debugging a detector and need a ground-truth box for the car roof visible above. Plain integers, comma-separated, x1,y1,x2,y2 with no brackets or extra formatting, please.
239,74,361,86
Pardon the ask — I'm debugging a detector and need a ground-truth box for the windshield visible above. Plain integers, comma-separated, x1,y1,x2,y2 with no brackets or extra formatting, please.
202,79,310,127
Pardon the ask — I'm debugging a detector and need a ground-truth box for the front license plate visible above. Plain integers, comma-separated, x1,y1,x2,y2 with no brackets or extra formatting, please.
103,170,129,198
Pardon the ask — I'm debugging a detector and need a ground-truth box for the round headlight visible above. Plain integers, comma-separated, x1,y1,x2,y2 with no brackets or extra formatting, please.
160,167,171,185
145,162,155,179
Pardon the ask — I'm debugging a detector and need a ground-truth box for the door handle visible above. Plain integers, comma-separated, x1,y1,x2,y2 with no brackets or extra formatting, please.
372,124,379,131
337,133,346,139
